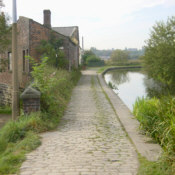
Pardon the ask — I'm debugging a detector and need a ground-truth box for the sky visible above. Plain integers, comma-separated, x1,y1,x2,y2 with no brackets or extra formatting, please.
2,0,175,50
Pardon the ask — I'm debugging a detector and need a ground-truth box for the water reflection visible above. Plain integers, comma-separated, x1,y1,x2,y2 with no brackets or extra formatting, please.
104,69,164,111
106,70,129,85
143,77,164,98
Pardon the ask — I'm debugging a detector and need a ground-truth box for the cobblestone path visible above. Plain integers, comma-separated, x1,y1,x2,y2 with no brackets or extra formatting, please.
20,70,138,175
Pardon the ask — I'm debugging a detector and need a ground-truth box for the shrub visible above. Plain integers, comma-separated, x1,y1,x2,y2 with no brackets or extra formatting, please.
143,16,175,88
86,55,105,67
0,106,11,114
133,96,175,167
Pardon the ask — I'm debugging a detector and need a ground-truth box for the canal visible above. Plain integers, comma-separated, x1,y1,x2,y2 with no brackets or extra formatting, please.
104,68,160,111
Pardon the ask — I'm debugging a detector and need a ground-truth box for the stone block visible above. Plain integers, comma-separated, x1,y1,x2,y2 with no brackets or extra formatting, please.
21,86,41,114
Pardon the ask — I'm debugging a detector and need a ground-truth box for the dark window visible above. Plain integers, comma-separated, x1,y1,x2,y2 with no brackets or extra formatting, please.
26,49,30,72
23,50,25,72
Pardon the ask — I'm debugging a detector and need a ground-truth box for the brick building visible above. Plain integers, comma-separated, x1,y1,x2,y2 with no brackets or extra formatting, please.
0,10,80,105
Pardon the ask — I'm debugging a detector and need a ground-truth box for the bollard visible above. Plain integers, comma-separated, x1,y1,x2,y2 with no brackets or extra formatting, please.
20,86,41,114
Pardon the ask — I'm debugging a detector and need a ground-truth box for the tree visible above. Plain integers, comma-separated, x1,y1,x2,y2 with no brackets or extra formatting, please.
0,11,11,53
110,49,129,64
0,2,11,72
143,16,175,87
82,50,95,65
86,55,104,67
37,34,67,69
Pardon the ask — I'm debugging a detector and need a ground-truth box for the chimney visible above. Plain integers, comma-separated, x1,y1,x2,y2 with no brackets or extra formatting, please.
43,10,51,28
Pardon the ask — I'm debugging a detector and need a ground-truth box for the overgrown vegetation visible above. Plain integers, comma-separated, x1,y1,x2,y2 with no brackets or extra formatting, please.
138,155,173,175
0,4,11,72
143,16,175,89
37,33,68,69
0,12,11,53
132,16,175,174
0,106,11,114
0,58,81,174
82,50,104,67
133,97,175,174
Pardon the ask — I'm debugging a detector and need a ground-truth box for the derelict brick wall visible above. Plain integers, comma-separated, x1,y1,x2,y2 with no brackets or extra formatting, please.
17,17,30,83
0,72,12,85
0,72,30,105
29,20,51,61
0,83,12,106
29,20,73,67
71,27,79,67
68,42,79,68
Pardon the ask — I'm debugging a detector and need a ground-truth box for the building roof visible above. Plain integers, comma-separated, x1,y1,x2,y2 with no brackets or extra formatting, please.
52,26,77,37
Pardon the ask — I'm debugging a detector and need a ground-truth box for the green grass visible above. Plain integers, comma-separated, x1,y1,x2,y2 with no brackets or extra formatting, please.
97,65,142,74
0,67,81,174
138,155,173,175
133,97,175,174
0,106,12,114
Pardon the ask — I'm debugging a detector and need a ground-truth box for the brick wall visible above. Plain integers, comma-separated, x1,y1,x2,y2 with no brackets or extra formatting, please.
0,83,12,106
17,17,30,82
0,71,30,105
29,19,78,69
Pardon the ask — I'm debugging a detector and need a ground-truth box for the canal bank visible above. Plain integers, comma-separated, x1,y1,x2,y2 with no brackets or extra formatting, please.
101,66,142,76
98,68,161,161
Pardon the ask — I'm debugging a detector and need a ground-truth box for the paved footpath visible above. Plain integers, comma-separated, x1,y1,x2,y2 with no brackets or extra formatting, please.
20,70,138,175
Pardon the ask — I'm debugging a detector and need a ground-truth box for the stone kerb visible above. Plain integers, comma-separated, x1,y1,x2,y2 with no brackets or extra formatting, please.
20,86,41,114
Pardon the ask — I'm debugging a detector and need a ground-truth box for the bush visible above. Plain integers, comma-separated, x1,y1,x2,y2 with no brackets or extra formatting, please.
133,97,159,138
86,55,105,67
0,106,11,114
133,96,175,172
143,16,175,88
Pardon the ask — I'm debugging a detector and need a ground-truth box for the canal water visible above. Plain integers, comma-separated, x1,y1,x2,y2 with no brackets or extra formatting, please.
104,69,159,111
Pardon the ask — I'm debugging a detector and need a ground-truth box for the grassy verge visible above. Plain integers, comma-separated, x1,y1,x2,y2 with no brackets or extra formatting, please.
97,65,142,74
0,65,81,175
0,106,11,114
133,97,175,174
138,155,173,175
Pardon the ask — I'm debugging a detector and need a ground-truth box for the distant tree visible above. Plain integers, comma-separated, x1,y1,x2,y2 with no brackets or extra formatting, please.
86,55,104,67
0,2,11,72
143,16,175,87
0,12,11,53
90,47,113,58
82,50,95,65
110,49,129,64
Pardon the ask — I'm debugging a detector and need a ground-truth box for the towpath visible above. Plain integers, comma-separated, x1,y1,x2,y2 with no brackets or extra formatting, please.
20,70,138,175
